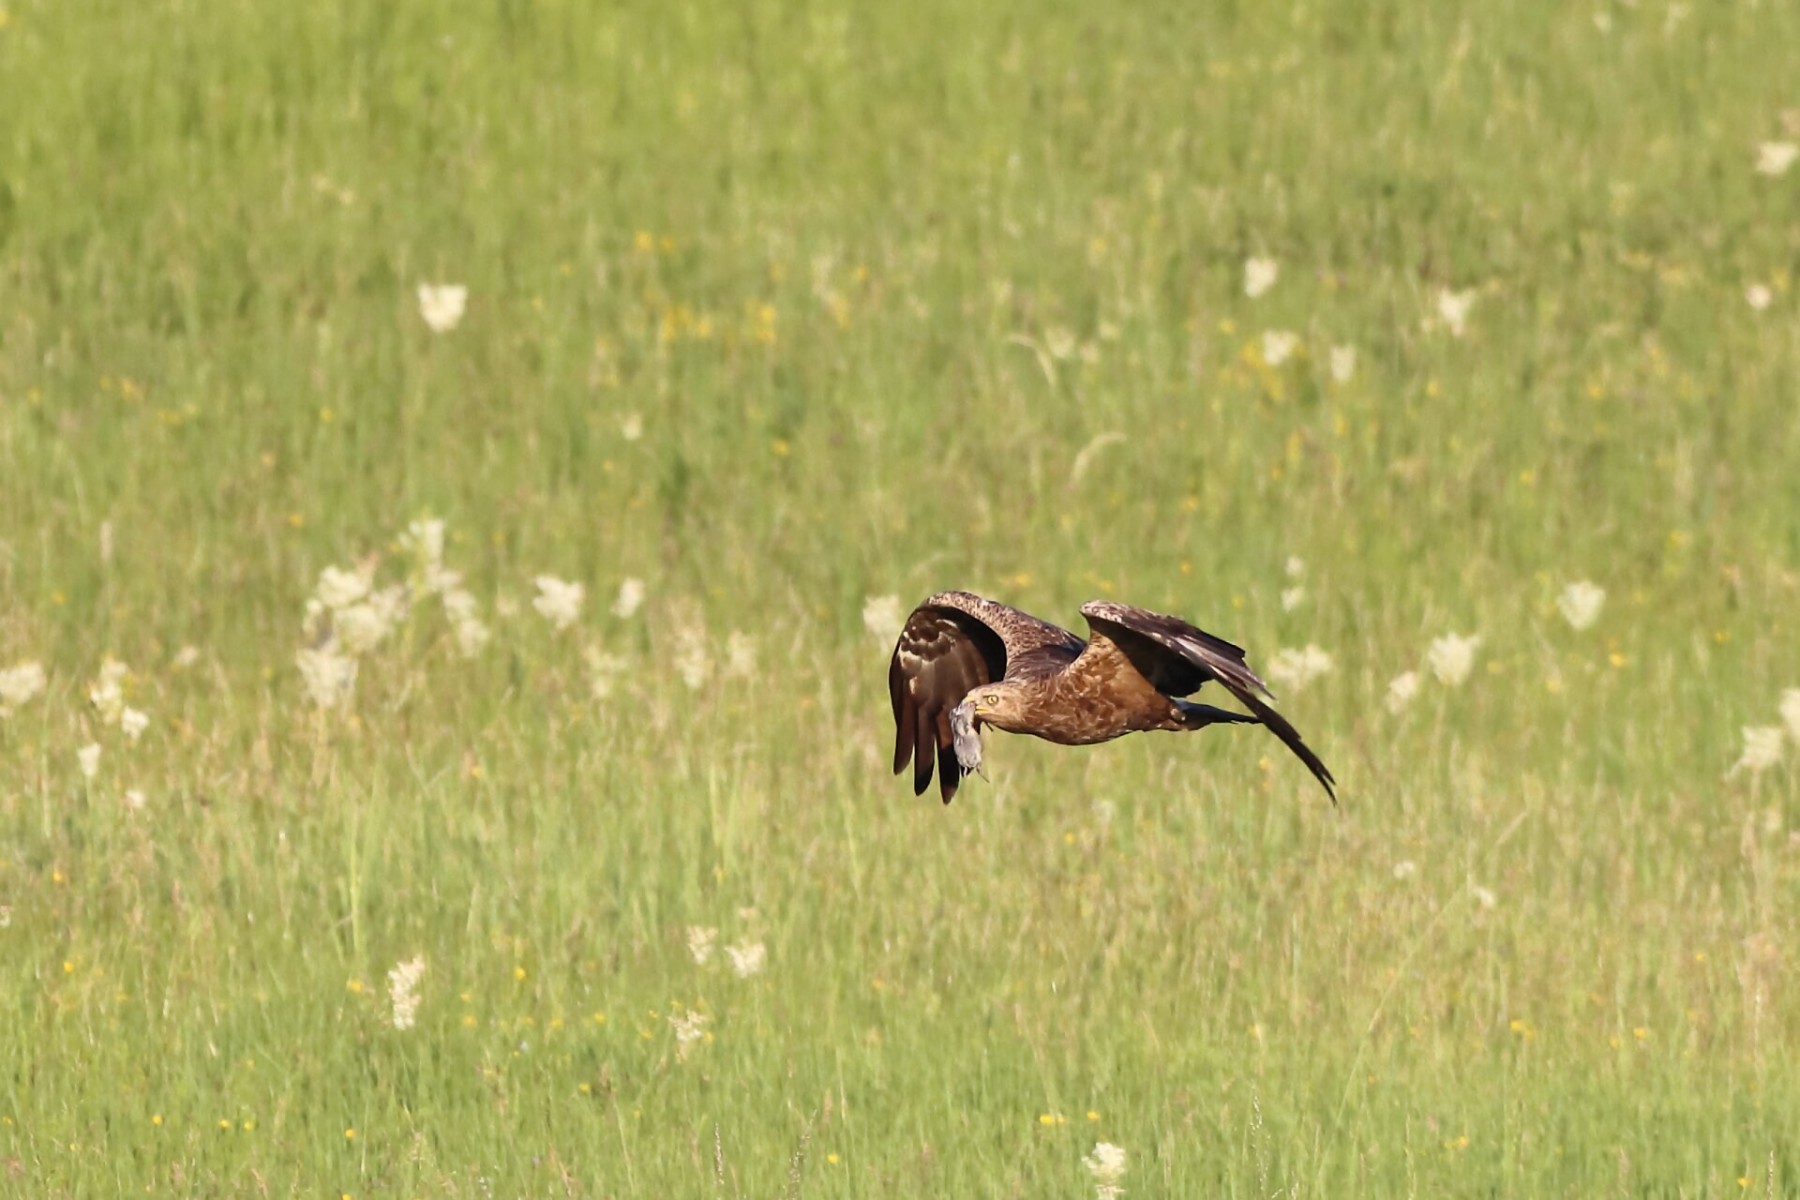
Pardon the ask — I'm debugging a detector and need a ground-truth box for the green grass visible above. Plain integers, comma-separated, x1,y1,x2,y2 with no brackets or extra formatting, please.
4,0,1800,1193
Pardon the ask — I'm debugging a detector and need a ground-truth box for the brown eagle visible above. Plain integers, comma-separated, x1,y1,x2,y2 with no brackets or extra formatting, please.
888,592,1335,804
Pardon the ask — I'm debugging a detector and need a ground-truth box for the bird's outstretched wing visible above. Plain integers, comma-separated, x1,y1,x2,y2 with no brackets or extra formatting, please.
1079,600,1337,802
888,591,1081,803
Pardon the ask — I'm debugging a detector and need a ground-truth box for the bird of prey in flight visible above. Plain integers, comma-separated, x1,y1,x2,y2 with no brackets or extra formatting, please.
888,591,1335,805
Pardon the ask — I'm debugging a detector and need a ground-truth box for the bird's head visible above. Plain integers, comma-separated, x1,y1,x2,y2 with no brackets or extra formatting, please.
966,683,1028,733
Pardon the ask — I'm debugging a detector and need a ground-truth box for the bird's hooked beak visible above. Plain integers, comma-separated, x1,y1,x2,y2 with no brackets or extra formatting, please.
949,700,985,779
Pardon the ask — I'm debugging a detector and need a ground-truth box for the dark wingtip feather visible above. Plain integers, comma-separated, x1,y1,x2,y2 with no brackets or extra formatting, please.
912,713,935,795
937,741,961,805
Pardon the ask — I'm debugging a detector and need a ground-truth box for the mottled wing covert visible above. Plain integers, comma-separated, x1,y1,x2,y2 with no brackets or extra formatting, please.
1079,600,1337,802
888,602,1004,803
887,591,1081,803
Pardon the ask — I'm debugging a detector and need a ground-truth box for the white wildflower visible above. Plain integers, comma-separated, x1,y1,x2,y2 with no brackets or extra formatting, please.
673,619,711,691
1427,632,1482,686
1285,556,1305,579
296,646,358,709
1329,344,1357,384
862,594,903,644
77,743,102,779
417,283,468,333
1780,689,1800,744
725,632,757,678
335,600,395,656
1393,859,1418,881
88,659,128,724
585,646,626,699
1729,726,1785,777
421,562,462,597
1243,256,1278,299
1044,326,1077,360
401,518,446,568
1471,884,1497,910
1556,580,1606,630
442,588,478,624
123,789,147,812
1756,141,1799,177
453,613,491,657
1436,288,1476,337
1746,283,1772,312
0,661,47,717
1265,644,1333,692
620,412,644,442
612,577,646,619
388,955,426,1031
315,564,371,611
442,588,490,656
1280,586,1306,612
1385,671,1421,714
1083,1141,1128,1200
1261,329,1299,367
686,925,718,966
532,575,585,631
120,707,150,742
669,1009,709,1059
725,940,767,978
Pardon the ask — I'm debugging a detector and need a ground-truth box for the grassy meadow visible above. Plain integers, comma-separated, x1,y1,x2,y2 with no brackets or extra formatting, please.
5,0,1800,1193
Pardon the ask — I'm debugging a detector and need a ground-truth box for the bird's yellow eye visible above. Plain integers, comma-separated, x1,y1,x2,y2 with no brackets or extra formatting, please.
979,692,1000,707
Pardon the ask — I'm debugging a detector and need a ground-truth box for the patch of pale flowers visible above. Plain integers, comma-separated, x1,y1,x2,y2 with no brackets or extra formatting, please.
1729,688,1800,778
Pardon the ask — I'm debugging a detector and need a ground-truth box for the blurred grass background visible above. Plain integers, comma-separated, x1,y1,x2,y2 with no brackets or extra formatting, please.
3,0,1799,1193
